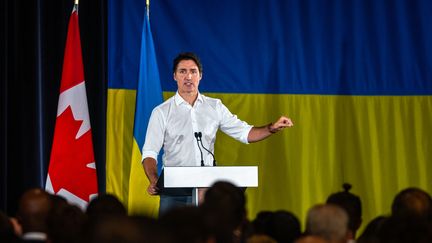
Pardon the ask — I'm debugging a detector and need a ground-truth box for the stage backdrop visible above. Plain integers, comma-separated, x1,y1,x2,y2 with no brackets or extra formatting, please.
107,0,432,227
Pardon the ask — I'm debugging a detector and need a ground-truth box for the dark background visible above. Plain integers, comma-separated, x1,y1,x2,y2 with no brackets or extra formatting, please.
1,0,106,216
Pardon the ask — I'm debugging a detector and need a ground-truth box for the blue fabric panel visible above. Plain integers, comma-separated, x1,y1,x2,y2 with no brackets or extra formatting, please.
133,10,163,149
151,0,432,95
108,0,145,89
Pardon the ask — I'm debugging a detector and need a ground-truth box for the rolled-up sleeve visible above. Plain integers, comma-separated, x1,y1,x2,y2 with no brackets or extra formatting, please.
217,100,252,144
142,108,165,163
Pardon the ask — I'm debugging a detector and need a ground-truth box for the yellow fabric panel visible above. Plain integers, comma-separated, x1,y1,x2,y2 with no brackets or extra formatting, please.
128,139,159,217
106,89,159,217
106,89,136,205
107,89,159,216
163,92,432,231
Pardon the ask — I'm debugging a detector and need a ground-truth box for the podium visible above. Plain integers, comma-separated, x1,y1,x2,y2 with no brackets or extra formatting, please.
160,166,258,206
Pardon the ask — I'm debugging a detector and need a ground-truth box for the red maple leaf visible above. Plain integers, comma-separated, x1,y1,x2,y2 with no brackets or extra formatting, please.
49,106,98,202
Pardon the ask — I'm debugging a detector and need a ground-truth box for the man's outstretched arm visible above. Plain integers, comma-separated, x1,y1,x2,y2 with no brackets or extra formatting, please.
247,116,294,143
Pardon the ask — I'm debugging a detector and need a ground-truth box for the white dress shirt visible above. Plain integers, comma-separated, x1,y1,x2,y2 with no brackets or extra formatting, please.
142,92,252,166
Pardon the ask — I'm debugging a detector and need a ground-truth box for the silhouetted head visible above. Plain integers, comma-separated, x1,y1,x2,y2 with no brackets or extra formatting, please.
159,206,213,243
305,204,348,243
391,187,432,221
17,188,52,233
47,203,87,243
88,215,146,243
202,181,246,228
378,215,432,243
357,216,387,243
326,183,362,237
253,210,301,243
86,194,127,219
201,181,247,243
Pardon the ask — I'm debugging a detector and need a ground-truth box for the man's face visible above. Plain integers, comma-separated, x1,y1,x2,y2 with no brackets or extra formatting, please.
174,59,202,96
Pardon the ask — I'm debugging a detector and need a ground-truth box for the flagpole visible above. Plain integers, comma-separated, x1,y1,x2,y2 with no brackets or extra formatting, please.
74,0,79,12
146,0,149,17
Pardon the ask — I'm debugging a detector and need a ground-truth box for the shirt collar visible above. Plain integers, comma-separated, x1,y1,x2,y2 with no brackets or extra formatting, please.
22,232,48,241
174,92,203,106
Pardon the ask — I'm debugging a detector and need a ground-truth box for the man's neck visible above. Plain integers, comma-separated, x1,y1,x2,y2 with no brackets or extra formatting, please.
179,91,198,106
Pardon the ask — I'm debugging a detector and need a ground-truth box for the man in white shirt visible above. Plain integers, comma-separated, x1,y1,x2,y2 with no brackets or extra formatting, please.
142,52,293,214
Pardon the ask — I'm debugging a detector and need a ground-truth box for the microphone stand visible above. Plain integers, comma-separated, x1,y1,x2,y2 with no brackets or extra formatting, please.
194,132,205,166
197,132,217,166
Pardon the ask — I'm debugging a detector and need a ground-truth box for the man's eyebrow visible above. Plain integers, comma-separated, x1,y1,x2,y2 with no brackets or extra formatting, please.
177,67,198,70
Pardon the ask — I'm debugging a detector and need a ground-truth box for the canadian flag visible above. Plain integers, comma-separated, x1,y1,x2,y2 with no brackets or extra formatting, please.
45,5,98,209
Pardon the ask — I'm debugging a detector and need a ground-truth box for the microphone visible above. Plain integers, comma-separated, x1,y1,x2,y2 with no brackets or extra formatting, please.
194,132,204,166
197,132,217,166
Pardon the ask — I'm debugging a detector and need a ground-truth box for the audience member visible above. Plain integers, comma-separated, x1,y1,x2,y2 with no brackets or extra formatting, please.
46,203,87,243
252,210,301,243
49,194,68,210
356,216,387,243
201,181,249,243
86,193,127,219
8,184,432,243
131,215,171,243
305,204,349,243
159,206,215,243
326,183,362,240
86,214,146,243
377,215,431,243
16,188,52,242
252,211,273,232
375,187,432,243
391,187,432,221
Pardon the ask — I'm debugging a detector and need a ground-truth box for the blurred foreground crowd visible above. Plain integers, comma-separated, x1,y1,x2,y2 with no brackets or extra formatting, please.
1,182,432,243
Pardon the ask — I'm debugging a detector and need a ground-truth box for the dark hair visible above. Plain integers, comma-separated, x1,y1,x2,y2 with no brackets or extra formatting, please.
159,206,211,243
377,215,432,243
201,181,247,243
86,194,127,219
326,183,362,234
47,204,87,243
357,216,387,243
253,210,301,243
391,187,432,220
172,52,203,74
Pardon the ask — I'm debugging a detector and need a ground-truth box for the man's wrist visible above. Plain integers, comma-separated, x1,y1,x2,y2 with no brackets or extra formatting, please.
267,123,277,134
150,176,158,184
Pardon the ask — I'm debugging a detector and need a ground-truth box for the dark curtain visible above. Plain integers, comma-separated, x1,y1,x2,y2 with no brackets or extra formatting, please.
0,0,106,216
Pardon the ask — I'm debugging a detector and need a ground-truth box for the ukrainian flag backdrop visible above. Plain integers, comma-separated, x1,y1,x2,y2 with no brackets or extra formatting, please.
107,0,432,227
107,1,162,217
